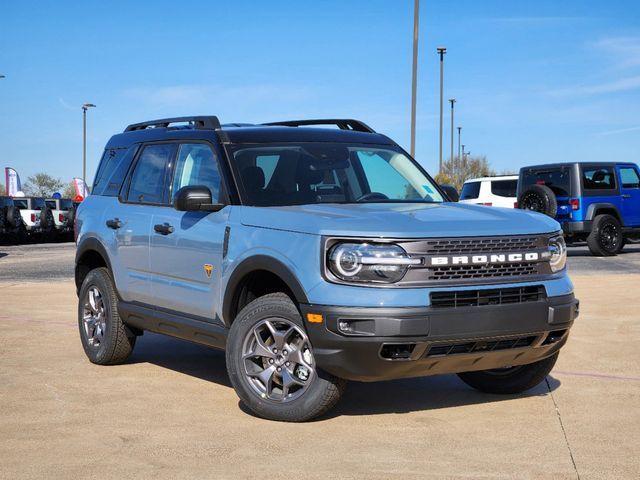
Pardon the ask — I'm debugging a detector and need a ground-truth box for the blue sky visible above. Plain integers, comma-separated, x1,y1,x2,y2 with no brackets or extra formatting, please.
1,0,639,184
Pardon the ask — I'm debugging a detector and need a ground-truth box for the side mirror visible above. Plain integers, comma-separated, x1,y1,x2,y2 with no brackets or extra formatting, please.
173,185,225,212
440,184,459,202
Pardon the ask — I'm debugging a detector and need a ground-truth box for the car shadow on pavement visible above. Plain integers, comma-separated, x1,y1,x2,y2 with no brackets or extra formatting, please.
128,332,561,419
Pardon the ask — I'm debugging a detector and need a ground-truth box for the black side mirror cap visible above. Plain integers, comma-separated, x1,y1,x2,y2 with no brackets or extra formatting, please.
439,184,460,202
173,185,225,212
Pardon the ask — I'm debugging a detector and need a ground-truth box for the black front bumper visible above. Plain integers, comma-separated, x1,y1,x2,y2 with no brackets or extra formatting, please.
301,294,578,382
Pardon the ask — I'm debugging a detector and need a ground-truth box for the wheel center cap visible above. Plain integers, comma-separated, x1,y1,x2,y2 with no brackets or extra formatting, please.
275,355,285,365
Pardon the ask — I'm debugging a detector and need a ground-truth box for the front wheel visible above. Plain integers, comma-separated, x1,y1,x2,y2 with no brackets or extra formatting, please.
226,293,346,422
457,353,558,394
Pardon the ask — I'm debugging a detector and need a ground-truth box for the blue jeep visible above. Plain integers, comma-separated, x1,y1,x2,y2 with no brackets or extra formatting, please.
75,117,578,421
517,162,640,256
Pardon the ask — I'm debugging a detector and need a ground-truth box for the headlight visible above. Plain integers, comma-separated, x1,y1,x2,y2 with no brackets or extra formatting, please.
328,242,420,284
548,234,567,272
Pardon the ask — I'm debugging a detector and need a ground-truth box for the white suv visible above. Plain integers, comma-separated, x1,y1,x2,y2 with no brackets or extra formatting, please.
45,198,74,236
12,197,43,234
459,176,519,208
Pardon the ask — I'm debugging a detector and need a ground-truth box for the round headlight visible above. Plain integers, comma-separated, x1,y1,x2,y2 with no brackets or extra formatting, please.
548,234,567,272
328,243,419,284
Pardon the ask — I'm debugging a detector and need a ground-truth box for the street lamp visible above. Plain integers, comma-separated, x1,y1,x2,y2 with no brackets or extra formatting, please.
0,74,5,79
82,103,96,197
457,126,462,161
449,98,456,163
437,47,447,174
409,0,420,158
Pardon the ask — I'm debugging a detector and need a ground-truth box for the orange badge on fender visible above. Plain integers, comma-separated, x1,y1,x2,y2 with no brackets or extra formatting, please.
203,264,213,278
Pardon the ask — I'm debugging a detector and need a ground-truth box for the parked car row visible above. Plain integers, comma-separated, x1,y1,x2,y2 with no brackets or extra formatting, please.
443,162,640,256
0,196,76,243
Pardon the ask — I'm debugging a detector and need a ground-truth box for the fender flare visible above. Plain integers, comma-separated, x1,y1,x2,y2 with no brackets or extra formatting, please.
75,237,113,292
585,203,622,222
222,255,308,324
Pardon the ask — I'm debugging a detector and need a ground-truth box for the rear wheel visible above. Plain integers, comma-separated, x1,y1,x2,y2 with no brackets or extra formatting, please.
518,184,558,217
458,353,558,394
226,293,345,422
587,214,623,256
78,267,136,365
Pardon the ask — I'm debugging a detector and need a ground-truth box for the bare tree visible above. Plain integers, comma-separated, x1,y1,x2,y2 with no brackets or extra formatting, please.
62,182,77,199
22,173,65,197
435,155,494,191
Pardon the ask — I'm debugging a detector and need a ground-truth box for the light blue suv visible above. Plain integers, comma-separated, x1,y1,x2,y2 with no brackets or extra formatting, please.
75,116,578,421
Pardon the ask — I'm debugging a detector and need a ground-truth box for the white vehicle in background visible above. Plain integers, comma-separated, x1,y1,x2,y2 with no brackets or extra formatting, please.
459,175,519,208
45,198,75,237
12,197,44,235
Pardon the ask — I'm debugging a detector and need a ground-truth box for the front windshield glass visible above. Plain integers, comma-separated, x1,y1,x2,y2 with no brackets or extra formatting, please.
230,143,444,206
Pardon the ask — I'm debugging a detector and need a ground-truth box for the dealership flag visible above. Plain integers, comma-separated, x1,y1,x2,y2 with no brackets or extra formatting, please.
72,177,89,199
4,167,22,196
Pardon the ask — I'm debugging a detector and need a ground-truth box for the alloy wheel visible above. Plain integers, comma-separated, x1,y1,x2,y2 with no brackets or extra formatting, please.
241,318,315,402
82,286,107,348
599,222,619,252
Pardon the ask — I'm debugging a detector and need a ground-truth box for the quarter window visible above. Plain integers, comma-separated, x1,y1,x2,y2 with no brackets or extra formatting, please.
490,179,518,198
619,167,640,189
582,166,616,191
460,181,481,200
127,144,175,204
171,144,222,202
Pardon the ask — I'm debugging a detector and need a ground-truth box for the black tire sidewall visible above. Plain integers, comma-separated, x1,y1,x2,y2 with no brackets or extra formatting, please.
77,268,127,364
518,185,557,217
587,214,623,256
226,293,344,422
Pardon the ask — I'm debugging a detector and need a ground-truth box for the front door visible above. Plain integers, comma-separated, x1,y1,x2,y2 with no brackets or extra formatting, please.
149,142,229,321
617,165,640,226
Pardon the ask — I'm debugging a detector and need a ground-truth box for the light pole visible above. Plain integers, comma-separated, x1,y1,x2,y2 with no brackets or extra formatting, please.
457,126,462,161
449,98,455,163
82,103,96,197
437,47,446,174
0,74,5,79
410,0,420,158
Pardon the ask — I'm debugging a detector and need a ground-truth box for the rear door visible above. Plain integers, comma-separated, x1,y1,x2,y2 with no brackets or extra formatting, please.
148,142,230,320
616,165,640,226
112,143,176,304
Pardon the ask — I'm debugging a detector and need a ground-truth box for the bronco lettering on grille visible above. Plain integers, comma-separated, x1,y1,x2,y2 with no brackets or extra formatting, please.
429,251,542,266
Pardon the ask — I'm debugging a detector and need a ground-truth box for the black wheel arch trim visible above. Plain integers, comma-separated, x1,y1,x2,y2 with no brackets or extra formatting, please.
586,203,622,222
222,255,309,325
75,237,114,293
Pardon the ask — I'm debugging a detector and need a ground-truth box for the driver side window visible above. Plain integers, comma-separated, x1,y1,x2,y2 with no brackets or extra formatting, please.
171,143,222,202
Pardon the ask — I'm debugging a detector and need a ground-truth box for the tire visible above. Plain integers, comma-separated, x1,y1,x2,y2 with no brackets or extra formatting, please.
78,267,136,365
458,352,558,394
518,184,558,217
6,206,20,228
226,292,346,422
587,214,623,256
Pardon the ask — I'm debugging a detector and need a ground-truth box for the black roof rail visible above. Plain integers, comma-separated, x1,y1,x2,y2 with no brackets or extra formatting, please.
262,119,375,133
124,116,221,132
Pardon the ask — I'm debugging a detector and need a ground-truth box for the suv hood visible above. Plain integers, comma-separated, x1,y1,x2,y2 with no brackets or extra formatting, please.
239,203,560,238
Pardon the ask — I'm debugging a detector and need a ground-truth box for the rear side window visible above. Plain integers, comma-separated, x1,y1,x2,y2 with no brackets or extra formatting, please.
127,144,175,204
582,166,616,191
521,169,571,196
460,181,481,200
13,199,27,209
490,179,518,198
93,146,138,197
45,200,57,209
619,167,640,188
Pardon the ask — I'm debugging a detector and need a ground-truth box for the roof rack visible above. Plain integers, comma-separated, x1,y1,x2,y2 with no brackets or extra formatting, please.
124,116,221,132
262,119,375,133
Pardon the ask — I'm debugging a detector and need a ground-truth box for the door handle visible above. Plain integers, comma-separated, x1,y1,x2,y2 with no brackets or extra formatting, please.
106,218,122,229
154,223,174,235
622,194,632,199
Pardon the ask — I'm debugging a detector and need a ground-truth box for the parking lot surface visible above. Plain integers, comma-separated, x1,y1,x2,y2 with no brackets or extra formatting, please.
1,243,639,479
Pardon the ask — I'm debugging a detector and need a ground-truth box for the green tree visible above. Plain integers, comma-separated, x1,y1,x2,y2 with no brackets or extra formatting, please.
23,173,65,197
62,182,77,199
435,155,494,191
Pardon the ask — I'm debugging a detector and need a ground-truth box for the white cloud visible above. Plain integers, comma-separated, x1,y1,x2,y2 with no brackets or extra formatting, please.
597,125,640,136
549,75,640,97
592,36,640,68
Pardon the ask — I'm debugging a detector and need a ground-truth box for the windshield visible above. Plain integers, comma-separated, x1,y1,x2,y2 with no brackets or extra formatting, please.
230,143,444,206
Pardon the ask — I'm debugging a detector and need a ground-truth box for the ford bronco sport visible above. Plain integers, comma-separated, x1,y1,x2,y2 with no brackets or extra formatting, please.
75,116,578,422
518,162,640,256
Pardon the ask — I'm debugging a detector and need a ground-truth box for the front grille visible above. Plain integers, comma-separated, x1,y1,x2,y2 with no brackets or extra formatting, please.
396,234,552,286
425,335,538,357
419,236,540,254
430,285,545,309
427,263,538,281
